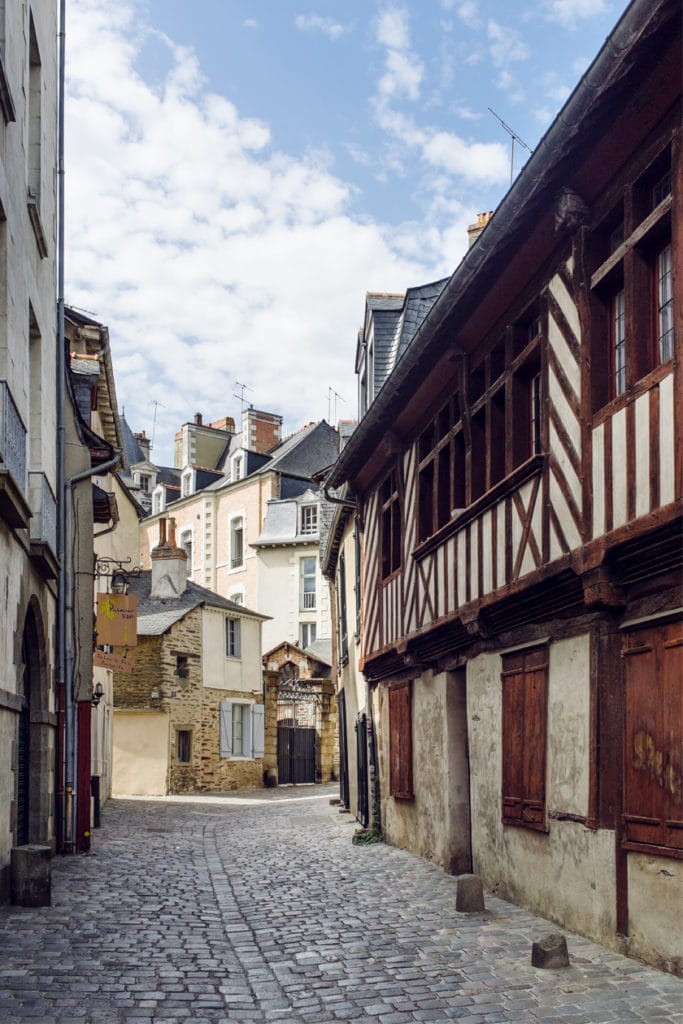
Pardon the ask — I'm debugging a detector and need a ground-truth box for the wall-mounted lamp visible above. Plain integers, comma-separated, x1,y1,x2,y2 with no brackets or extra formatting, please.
91,681,104,708
110,570,128,594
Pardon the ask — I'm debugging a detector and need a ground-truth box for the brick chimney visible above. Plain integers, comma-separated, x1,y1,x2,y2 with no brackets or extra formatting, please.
150,517,188,599
467,210,494,248
194,412,203,425
134,430,151,461
242,407,283,454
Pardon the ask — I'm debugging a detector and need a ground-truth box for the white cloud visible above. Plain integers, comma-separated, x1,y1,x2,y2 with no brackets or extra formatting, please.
66,0,451,463
376,5,424,101
243,19,259,31
456,2,481,29
545,0,607,26
487,20,530,68
294,13,347,40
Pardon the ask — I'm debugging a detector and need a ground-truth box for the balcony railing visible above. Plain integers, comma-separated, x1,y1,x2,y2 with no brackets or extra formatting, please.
29,472,57,550
0,380,27,493
0,380,30,529
302,591,316,611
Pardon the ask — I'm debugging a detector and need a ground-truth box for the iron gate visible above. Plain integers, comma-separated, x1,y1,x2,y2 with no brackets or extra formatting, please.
277,722,317,784
355,713,369,827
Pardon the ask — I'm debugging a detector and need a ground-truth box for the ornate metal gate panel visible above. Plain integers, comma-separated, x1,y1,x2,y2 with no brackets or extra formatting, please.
277,667,320,784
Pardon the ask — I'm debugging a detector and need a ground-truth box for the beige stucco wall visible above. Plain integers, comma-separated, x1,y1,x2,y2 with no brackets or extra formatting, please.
256,543,331,652
374,669,471,873
626,854,683,974
202,606,263,695
467,639,616,948
112,711,169,796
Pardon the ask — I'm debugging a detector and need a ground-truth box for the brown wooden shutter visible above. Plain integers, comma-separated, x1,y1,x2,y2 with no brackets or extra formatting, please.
502,647,548,830
389,681,413,799
623,622,683,856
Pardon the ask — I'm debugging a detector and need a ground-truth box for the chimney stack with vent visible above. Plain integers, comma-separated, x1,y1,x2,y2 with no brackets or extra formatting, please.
194,412,203,425
467,210,494,248
134,430,151,460
150,517,188,598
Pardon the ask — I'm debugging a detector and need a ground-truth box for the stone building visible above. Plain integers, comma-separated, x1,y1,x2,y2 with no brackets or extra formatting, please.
111,518,269,796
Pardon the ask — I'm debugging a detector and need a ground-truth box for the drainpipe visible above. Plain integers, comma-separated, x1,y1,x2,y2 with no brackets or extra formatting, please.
55,0,67,851
63,450,120,851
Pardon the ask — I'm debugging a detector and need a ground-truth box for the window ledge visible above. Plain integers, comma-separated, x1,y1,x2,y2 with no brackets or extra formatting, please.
503,818,549,834
0,469,32,529
622,840,682,861
0,53,16,123
414,454,545,560
27,194,48,258
592,358,673,426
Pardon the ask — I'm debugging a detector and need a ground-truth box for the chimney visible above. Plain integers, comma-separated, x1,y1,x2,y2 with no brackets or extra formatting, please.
242,407,283,454
194,412,203,425
467,210,494,248
134,430,151,461
150,517,188,599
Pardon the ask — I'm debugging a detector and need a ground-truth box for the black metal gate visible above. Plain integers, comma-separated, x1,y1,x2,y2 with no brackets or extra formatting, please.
338,689,349,808
277,723,317,784
355,713,369,827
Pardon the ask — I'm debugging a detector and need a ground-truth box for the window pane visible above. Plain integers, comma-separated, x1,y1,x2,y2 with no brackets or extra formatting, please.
231,517,244,568
658,244,673,363
613,289,626,397
232,705,243,755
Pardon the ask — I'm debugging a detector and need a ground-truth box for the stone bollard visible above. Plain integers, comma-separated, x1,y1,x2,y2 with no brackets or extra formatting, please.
263,768,278,788
531,933,570,969
10,845,52,907
455,873,486,912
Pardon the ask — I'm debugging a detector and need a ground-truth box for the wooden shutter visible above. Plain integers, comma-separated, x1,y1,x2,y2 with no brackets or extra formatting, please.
219,699,233,758
502,647,548,830
389,681,413,799
623,622,683,856
252,703,265,759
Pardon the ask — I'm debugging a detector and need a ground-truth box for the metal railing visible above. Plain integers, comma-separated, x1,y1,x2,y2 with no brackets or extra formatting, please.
0,380,27,495
29,471,57,552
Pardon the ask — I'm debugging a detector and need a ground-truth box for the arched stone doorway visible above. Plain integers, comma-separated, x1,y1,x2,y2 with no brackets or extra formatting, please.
15,600,52,847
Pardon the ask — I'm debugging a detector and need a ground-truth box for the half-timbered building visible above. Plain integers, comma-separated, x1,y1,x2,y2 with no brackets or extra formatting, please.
324,0,681,973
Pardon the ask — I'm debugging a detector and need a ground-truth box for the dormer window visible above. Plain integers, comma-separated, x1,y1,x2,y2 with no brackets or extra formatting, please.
181,471,193,498
152,488,164,515
232,455,243,482
137,473,151,494
300,504,318,535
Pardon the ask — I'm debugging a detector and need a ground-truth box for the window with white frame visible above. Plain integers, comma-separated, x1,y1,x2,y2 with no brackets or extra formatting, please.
300,622,317,649
300,556,317,611
300,503,318,535
225,617,241,658
230,515,244,568
219,700,265,759
137,472,151,494
152,489,164,515
229,591,244,606
181,471,193,498
180,529,193,577
232,454,243,481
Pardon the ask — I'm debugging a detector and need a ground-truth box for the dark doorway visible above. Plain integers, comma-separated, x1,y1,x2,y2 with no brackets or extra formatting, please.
338,689,349,808
355,713,369,827
277,722,317,784
16,631,31,846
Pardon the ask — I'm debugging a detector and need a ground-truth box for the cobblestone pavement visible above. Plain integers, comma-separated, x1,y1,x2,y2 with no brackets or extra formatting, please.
0,785,680,1024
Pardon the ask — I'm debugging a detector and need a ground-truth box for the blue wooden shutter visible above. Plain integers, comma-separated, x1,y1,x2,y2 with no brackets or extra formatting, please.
219,699,233,758
252,703,265,758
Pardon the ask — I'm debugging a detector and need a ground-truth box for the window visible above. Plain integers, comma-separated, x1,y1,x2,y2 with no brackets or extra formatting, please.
230,515,244,568
389,682,413,799
300,622,317,649
181,471,192,497
232,455,243,481
337,550,348,663
300,556,317,610
656,242,673,363
229,591,244,606
180,529,192,577
611,287,626,398
177,730,191,763
300,504,318,535
622,622,682,859
219,700,265,759
152,490,163,515
501,646,548,831
590,146,673,411
138,473,151,494
226,617,241,658
381,468,401,578
530,372,542,456
28,16,41,207
175,654,189,679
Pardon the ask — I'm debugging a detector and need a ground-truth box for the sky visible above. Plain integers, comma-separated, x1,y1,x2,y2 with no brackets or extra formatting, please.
65,0,628,467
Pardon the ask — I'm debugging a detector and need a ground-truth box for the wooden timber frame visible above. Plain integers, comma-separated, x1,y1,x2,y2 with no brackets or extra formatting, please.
324,0,682,974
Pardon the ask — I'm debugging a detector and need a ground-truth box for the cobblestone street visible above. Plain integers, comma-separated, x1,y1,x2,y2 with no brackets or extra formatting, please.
0,785,680,1024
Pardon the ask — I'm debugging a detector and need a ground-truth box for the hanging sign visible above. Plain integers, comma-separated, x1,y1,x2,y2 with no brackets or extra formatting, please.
96,594,138,647
93,647,136,672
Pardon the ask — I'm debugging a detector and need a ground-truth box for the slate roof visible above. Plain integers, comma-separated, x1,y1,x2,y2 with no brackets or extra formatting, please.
366,294,405,399
120,415,144,469
387,279,448,372
128,571,268,636
304,638,332,668
252,488,321,547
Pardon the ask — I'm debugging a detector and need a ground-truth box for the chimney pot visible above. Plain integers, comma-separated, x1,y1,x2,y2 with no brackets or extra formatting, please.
194,412,203,425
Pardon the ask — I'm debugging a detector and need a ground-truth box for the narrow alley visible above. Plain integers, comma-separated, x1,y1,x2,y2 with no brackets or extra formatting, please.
0,785,680,1024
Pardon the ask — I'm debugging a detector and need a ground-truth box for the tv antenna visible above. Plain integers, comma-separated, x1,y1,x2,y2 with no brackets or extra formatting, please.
327,387,345,424
150,399,165,451
233,381,254,414
488,107,533,185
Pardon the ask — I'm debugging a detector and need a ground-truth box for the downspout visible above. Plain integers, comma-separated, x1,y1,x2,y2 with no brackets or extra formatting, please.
63,450,121,850
55,0,66,852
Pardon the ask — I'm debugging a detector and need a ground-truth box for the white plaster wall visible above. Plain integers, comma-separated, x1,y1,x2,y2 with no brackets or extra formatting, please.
467,643,616,946
202,608,262,695
627,854,683,973
112,711,169,796
659,373,675,506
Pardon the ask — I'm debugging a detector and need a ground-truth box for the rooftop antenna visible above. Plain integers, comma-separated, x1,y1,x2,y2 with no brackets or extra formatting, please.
488,107,533,185
327,387,345,424
233,381,254,415
150,399,165,451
